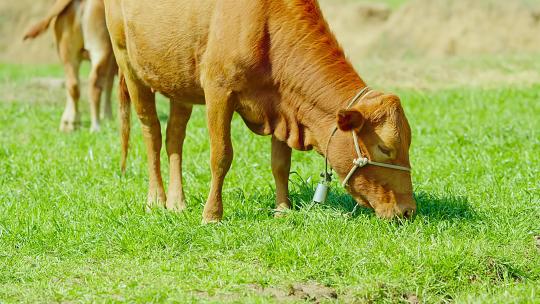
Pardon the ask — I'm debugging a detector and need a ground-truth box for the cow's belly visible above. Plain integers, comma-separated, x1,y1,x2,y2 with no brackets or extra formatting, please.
122,0,214,102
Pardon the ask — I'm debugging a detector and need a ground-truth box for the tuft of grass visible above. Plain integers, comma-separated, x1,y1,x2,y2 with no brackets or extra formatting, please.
0,64,539,303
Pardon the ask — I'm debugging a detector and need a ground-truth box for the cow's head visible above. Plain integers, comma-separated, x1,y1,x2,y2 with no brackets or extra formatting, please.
328,91,416,219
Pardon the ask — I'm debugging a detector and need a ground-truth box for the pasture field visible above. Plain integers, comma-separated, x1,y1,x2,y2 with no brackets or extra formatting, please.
0,60,539,303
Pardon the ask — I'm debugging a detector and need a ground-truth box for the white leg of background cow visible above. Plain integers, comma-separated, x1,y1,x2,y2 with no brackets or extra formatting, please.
54,7,83,132
82,0,114,132
58,58,82,132
86,53,113,132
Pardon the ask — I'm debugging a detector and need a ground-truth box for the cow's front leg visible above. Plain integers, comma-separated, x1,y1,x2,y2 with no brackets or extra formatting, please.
202,87,235,223
166,100,193,212
124,76,166,209
272,136,292,215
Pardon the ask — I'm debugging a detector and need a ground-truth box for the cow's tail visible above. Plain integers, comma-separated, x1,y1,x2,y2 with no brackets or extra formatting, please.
23,0,74,40
119,71,131,174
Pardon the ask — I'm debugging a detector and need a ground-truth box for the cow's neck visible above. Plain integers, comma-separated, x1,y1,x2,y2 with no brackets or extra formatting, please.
269,0,366,153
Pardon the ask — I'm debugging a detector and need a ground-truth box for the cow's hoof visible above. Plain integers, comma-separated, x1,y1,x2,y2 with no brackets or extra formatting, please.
273,208,291,218
167,202,187,213
273,203,292,218
90,124,101,133
201,218,221,225
145,201,165,213
202,203,223,224
101,111,113,121
202,213,222,224
147,191,167,210
59,120,79,132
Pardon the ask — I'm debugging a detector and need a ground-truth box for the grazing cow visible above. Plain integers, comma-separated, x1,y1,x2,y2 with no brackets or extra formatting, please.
105,0,417,222
24,0,116,132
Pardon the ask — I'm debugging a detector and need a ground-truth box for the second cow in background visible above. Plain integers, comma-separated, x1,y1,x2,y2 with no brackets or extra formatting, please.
24,0,116,132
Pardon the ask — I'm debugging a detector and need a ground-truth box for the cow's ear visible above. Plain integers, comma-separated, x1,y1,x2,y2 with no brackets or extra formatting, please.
337,109,365,131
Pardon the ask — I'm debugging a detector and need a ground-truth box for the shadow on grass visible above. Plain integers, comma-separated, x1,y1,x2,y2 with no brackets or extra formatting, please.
413,191,477,222
287,173,477,222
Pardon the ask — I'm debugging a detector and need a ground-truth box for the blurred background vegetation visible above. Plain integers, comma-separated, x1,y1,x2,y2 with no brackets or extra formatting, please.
2,0,540,91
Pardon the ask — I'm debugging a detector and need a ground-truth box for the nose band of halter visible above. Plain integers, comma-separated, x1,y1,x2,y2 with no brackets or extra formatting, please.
341,129,411,187
323,86,412,189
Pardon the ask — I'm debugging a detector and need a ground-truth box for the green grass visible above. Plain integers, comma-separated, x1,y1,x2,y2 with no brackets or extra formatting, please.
0,63,539,303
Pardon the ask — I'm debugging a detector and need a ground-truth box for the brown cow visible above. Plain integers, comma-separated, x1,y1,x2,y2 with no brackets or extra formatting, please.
24,0,116,132
105,0,417,222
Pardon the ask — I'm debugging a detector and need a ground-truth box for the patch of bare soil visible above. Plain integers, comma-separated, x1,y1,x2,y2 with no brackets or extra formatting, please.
0,0,58,64
535,235,540,251
365,0,540,57
406,294,420,304
194,282,338,303
340,283,421,303
320,2,392,59
29,77,65,89
250,283,338,303
354,54,540,90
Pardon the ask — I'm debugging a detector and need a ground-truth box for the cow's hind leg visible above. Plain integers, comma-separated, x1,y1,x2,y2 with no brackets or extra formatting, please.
123,75,166,209
59,57,82,132
54,7,83,132
202,87,235,223
166,100,193,211
272,136,292,216
87,53,113,132
83,0,114,132
101,56,116,121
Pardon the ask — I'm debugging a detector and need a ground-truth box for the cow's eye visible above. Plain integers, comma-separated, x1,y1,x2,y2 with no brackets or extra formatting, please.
378,145,391,156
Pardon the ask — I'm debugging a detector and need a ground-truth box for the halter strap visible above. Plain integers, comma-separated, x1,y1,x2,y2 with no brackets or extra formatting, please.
323,86,371,179
323,86,411,188
341,130,411,187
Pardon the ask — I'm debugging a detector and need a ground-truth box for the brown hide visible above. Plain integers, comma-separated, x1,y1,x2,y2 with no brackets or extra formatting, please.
105,0,416,221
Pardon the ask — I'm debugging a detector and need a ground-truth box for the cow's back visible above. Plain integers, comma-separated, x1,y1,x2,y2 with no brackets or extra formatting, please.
106,0,216,101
